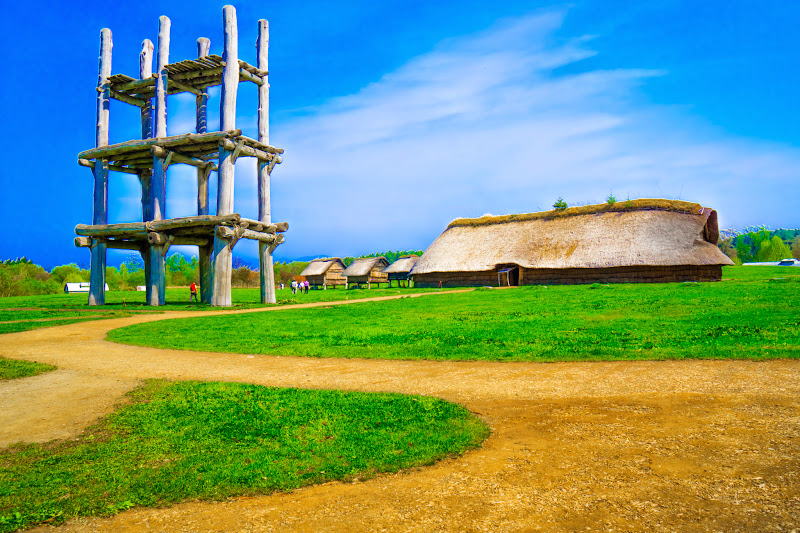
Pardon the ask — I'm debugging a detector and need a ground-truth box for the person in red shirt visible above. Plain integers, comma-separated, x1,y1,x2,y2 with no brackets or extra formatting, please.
190,282,198,302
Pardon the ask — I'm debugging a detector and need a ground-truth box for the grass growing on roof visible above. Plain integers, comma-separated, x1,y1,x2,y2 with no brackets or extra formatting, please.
108,266,800,361
0,380,488,532
448,198,703,228
0,357,56,380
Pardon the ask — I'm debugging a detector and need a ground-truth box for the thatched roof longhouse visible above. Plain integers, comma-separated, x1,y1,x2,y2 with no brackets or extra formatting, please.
414,199,733,276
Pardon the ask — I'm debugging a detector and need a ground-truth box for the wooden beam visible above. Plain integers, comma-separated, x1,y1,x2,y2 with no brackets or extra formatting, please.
161,150,174,171
199,242,213,303
147,231,168,245
219,138,274,161
172,66,223,82
240,61,268,78
90,28,112,306
168,77,203,96
139,39,155,307
196,37,210,136
239,67,264,86
161,234,176,256
257,18,276,304
238,218,288,233
155,15,170,139
150,146,217,171
76,223,149,237
79,158,139,174
78,130,241,161
95,29,112,148
139,39,154,139
108,89,148,107
112,77,156,94
230,138,245,162
216,225,279,244
148,213,240,230
149,17,168,308
213,5,239,307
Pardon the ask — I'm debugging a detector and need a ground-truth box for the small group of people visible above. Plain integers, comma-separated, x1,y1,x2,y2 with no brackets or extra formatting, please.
291,279,310,294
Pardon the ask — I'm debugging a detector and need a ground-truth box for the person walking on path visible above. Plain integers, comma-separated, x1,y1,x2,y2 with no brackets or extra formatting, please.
189,282,198,302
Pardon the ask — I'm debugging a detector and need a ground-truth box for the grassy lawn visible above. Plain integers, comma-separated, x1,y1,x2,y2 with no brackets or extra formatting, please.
0,357,56,380
108,266,800,361
0,380,488,532
0,287,443,334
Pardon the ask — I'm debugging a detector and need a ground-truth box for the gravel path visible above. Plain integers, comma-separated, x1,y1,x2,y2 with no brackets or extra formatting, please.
0,292,797,532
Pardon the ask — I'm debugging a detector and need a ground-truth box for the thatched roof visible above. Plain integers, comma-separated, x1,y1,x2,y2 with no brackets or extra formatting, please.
301,258,345,277
383,255,420,274
414,199,733,274
343,257,389,277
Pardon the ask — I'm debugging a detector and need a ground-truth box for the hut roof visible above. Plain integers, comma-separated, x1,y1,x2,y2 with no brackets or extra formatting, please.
343,257,390,277
414,199,734,274
300,258,345,277
383,255,420,274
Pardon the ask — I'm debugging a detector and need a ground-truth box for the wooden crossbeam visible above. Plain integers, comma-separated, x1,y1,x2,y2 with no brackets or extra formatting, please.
106,88,148,107
78,130,242,160
78,158,139,175
168,77,203,96
150,146,217,171
230,139,245,162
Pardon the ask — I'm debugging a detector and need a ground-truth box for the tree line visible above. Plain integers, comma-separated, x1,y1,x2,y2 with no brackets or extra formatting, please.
0,250,425,297
718,227,800,264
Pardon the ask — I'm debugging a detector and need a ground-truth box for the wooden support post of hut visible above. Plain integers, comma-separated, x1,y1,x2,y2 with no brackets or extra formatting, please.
343,257,390,289
76,6,286,307
89,28,112,306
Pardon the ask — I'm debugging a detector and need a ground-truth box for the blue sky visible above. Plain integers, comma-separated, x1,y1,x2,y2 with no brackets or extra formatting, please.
0,0,797,268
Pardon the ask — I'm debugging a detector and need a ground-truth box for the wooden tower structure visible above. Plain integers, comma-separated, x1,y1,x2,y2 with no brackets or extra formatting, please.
75,6,286,306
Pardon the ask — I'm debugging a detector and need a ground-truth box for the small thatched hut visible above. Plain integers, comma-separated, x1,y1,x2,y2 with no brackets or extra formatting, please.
412,199,734,287
343,257,390,288
300,258,346,289
383,255,419,287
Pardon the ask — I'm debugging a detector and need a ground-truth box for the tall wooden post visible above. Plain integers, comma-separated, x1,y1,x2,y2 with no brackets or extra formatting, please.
196,37,213,303
257,19,276,304
148,15,170,305
89,28,112,306
138,39,154,304
212,5,238,306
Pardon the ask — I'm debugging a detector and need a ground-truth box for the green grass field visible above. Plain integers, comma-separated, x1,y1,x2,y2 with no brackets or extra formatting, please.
0,287,446,334
0,357,56,380
0,380,488,532
108,266,800,361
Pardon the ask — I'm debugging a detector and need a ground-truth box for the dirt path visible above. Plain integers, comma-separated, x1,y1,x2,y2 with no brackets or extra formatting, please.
0,293,797,532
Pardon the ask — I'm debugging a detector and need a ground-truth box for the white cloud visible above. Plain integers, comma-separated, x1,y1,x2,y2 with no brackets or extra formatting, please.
115,9,800,262
264,9,800,259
